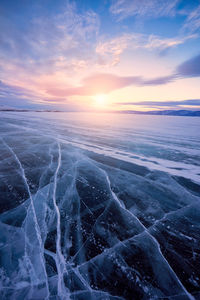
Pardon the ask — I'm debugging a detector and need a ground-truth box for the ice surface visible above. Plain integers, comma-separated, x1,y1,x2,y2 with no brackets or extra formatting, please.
0,112,200,299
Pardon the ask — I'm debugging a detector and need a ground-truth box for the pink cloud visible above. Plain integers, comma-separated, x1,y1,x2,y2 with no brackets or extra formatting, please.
46,73,175,97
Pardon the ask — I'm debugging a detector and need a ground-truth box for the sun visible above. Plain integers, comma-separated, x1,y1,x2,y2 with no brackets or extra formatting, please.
93,94,107,108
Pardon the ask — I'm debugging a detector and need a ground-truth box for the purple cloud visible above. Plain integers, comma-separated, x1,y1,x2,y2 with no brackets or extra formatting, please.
142,75,176,85
176,53,200,77
116,99,200,107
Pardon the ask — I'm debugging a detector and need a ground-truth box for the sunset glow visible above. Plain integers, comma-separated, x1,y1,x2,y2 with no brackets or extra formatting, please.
0,0,200,112
93,94,107,108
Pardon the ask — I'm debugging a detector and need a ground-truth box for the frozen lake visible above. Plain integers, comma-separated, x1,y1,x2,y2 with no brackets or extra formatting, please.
0,112,200,299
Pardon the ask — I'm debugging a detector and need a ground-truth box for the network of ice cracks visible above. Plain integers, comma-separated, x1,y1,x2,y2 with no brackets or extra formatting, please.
0,116,200,300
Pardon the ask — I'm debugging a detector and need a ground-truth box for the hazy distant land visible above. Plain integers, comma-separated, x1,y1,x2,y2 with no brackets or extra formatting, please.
1,108,200,116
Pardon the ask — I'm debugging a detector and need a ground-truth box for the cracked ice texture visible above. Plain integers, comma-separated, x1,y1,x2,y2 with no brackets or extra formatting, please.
0,112,200,300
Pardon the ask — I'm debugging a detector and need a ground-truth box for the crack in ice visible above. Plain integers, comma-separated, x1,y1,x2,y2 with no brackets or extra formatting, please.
98,164,195,300
52,142,70,299
1,139,50,299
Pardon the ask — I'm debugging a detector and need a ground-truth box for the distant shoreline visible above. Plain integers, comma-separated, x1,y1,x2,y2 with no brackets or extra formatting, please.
1,109,200,117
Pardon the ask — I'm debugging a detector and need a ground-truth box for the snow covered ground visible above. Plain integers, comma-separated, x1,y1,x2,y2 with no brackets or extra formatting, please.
0,112,200,299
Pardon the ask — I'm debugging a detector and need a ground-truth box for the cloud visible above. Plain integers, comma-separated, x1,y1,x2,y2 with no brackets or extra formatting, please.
176,53,200,77
116,99,200,107
5,52,200,101
47,73,176,97
183,5,200,33
142,75,176,85
47,50,200,98
110,0,180,21
0,81,42,108
0,1,100,77
1,0,199,109
143,34,197,53
0,80,80,110
0,81,36,99
95,33,196,67
0,0,103,105
47,74,140,96
96,34,132,66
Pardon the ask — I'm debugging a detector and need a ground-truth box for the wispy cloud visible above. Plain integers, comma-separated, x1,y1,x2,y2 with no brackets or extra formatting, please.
110,0,180,21
183,5,200,33
95,33,196,67
96,34,132,66
142,34,197,52
0,1,100,78
110,0,200,37
0,81,37,100
0,80,43,108
0,80,81,110
0,1,102,106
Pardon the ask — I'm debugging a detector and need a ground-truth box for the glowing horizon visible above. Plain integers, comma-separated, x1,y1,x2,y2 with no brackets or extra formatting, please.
0,0,200,112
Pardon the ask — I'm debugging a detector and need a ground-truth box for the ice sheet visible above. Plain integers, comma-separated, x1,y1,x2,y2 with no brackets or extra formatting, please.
0,112,200,299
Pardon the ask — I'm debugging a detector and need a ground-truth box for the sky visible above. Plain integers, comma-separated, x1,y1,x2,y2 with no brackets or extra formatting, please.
0,0,200,111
